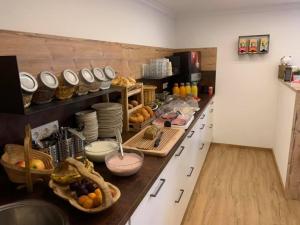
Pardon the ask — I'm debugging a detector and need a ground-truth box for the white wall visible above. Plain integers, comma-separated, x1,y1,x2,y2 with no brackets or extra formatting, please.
176,7,300,148
0,0,175,48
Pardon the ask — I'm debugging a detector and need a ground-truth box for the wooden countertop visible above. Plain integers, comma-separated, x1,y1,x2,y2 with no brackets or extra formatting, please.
279,79,300,92
0,94,213,225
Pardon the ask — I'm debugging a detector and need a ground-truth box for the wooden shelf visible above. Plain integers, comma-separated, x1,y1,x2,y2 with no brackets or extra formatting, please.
24,86,123,115
128,104,143,115
127,87,142,97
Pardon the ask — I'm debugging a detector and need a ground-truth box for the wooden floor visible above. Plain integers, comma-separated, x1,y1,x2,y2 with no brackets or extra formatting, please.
181,144,300,225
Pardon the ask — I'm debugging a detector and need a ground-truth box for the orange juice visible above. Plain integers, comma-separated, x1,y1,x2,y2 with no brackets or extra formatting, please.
179,83,186,97
185,82,191,95
191,82,198,97
172,83,180,96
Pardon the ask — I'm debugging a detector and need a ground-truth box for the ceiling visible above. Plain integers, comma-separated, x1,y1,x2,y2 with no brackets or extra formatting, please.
143,0,300,15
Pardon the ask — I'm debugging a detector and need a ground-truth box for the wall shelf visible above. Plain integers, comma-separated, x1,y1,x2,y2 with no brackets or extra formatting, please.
0,56,123,115
24,86,122,115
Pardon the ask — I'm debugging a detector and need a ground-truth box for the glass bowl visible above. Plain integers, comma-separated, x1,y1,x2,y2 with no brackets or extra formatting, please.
105,149,144,176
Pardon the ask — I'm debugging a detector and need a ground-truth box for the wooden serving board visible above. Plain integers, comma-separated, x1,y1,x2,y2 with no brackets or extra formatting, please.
122,126,185,157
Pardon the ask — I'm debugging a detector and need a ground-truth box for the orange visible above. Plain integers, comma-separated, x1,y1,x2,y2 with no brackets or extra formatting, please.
78,195,89,206
95,188,103,204
88,192,97,199
94,188,101,196
93,195,102,207
82,197,94,209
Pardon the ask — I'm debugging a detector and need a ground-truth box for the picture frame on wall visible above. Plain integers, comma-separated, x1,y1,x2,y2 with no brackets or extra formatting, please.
238,34,270,55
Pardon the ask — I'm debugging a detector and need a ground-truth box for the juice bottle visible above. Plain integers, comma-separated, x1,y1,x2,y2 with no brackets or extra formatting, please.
191,82,198,97
179,83,186,97
172,83,180,96
185,82,191,95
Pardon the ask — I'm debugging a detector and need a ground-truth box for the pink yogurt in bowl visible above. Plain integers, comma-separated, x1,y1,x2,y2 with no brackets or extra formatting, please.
105,150,144,176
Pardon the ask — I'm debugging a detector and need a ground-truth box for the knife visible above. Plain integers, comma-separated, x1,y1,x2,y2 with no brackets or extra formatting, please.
154,132,164,148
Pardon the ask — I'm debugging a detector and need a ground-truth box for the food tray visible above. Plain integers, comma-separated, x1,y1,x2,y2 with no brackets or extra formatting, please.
122,126,184,157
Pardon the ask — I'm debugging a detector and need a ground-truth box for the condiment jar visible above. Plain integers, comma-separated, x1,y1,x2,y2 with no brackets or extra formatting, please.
92,68,107,90
32,71,59,104
77,68,95,96
56,69,79,100
19,72,38,108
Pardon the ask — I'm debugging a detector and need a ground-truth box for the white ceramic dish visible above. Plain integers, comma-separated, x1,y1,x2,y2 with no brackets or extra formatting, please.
85,141,119,162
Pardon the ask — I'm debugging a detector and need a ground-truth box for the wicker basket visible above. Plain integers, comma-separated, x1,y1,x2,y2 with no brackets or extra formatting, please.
1,144,54,184
0,125,54,192
143,85,157,106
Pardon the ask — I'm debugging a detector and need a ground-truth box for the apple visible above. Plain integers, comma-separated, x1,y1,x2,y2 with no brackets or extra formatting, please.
29,159,45,170
15,160,26,168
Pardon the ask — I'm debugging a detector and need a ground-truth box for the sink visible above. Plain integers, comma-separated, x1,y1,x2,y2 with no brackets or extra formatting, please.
0,200,69,225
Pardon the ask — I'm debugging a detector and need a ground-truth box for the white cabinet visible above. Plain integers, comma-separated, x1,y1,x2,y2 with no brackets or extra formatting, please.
130,98,214,225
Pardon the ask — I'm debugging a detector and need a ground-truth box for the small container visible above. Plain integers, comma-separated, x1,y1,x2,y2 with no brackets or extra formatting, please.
56,69,79,100
185,82,191,96
76,68,95,95
143,85,157,106
19,72,38,108
172,83,180,96
179,83,186,97
32,71,59,104
191,82,198,97
92,68,111,90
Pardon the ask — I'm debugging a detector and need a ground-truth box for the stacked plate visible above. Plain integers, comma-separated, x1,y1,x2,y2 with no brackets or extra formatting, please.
91,103,123,138
75,110,98,142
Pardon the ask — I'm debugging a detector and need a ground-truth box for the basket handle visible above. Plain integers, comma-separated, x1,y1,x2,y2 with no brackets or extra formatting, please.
65,158,113,207
24,124,33,193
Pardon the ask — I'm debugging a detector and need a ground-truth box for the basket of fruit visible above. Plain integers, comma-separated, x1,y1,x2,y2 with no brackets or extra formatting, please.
0,125,54,192
49,157,120,213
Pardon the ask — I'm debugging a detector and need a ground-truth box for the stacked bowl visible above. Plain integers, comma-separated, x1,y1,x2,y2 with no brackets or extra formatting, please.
91,103,123,138
75,110,98,142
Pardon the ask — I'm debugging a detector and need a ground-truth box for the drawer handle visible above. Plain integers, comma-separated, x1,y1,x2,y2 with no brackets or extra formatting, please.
200,114,206,119
200,143,205,150
187,131,195,138
175,189,184,203
209,124,213,128
210,109,214,113
200,124,205,130
175,146,185,157
150,179,166,198
187,166,195,177
210,101,214,105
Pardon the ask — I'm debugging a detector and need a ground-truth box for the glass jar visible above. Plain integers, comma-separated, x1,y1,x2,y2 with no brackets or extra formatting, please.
179,83,186,97
56,69,79,100
32,71,59,104
77,68,95,96
19,72,38,108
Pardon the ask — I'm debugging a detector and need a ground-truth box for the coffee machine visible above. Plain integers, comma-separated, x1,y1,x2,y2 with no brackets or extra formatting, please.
172,51,201,83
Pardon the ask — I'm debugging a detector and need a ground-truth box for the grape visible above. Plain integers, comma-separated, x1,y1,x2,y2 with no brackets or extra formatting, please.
86,183,96,192
69,182,80,191
76,187,89,197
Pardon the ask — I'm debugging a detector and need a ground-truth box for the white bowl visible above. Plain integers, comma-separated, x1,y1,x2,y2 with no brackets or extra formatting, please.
85,141,119,162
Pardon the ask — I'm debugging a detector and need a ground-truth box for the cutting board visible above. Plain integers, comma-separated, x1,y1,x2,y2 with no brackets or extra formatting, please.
122,126,185,157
